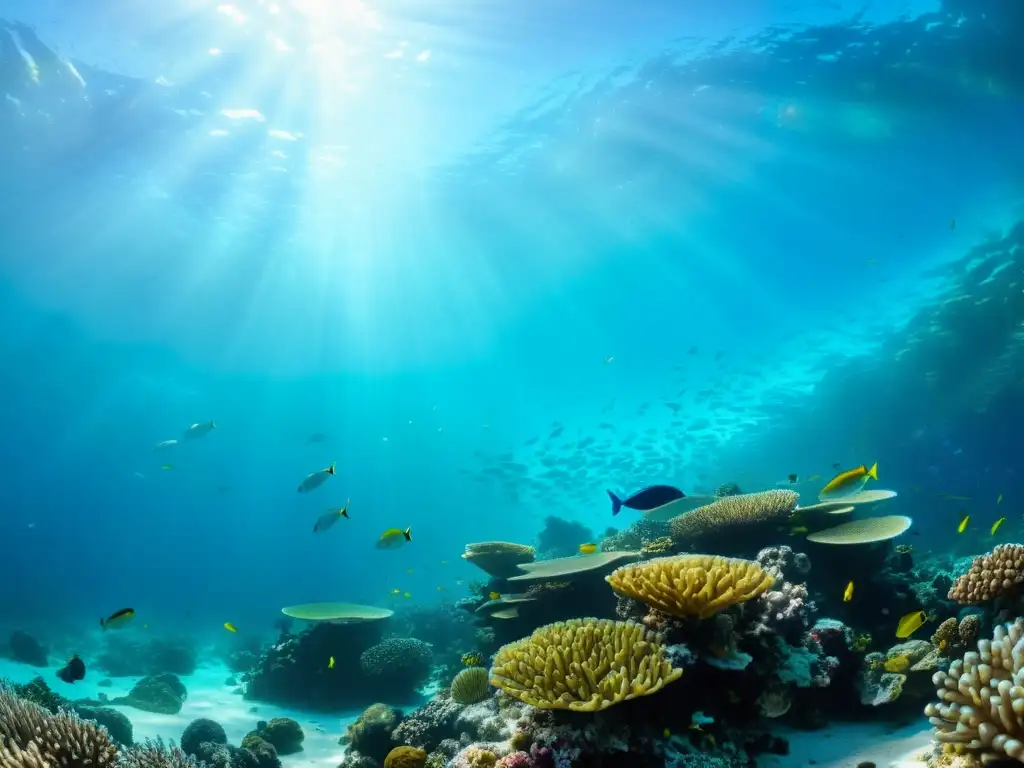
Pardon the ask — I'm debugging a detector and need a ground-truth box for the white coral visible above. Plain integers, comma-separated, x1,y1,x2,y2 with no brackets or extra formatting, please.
924,617,1024,761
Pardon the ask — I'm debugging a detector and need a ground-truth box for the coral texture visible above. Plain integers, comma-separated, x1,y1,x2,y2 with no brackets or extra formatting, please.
488,618,683,711
667,490,798,540
384,746,426,768
948,544,1024,604
117,738,203,768
605,554,774,618
925,617,1024,760
461,543,536,578
450,668,491,705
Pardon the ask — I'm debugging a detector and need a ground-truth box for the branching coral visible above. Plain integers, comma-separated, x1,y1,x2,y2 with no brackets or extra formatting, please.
489,618,682,711
668,490,798,542
605,554,774,619
116,739,202,768
925,617,1024,760
948,544,1024,604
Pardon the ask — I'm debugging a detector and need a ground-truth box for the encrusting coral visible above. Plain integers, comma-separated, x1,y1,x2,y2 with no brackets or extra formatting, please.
948,544,1024,604
605,554,774,619
925,617,1024,761
488,618,683,711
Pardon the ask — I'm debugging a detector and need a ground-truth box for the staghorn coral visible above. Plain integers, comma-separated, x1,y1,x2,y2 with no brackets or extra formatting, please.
0,684,118,768
605,554,774,619
450,668,491,705
948,544,1024,604
925,617,1024,761
668,490,798,542
489,618,682,711
116,739,201,768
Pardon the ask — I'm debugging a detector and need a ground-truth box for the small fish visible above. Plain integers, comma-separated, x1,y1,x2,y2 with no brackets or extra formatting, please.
306,432,328,444
160,465,174,470
579,543,598,555
807,474,821,481
895,610,928,639
224,622,238,633
313,500,350,533
297,462,336,493
183,421,217,439
998,494,1004,505
941,494,972,501
328,656,335,669
153,439,178,452
403,592,412,599
376,527,412,549
832,462,841,470
55,654,86,684
436,585,445,591
958,514,970,534
992,517,1006,536
462,652,483,667
604,356,614,364
787,473,798,484
488,591,501,600
607,485,685,516
100,608,135,630
789,526,808,536
843,581,854,602
819,462,878,499
391,589,401,595
490,607,519,619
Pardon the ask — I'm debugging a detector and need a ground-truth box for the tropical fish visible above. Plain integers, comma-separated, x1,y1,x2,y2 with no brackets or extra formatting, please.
328,656,335,669
224,622,238,633
895,610,928,639
604,356,614,364
100,608,135,630
160,465,174,470
607,485,685,516
403,592,412,599
153,440,178,452
297,462,336,493
183,421,217,439
819,463,878,499
579,543,598,555
992,517,1006,536
843,581,854,602
376,527,412,549
488,591,501,600
313,500,350,533
56,654,85,684
490,607,519,619
958,514,970,534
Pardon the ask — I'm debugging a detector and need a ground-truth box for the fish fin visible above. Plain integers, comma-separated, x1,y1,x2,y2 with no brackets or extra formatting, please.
327,462,336,475
211,421,217,429
607,489,623,516
403,527,412,541
867,462,878,481
342,499,350,518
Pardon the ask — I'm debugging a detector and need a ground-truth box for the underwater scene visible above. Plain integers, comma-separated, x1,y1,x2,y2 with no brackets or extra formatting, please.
1,0,1024,767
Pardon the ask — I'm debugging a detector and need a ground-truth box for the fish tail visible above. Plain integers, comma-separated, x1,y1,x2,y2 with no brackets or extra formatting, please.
403,527,412,541
327,462,336,475
607,489,623,516
866,462,878,481
342,499,350,518
211,420,217,429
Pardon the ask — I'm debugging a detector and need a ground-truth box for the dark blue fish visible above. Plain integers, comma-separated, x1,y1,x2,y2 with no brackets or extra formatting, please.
607,485,684,516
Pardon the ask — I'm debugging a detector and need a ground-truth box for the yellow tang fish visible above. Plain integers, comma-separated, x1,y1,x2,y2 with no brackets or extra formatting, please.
843,581,854,603
958,514,970,534
328,656,335,670
579,543,598,555
895,610,928,639
488,591,501,600
224,622,238,633
992,517,1006,536
819,462,877,498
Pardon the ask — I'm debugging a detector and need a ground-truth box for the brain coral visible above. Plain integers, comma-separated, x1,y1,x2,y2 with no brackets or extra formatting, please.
384,746,427,768
489,618,682,711
948,544,1024,604
360,638,434,687
668,490,798,541
925,617,1024,761
606,554,774,619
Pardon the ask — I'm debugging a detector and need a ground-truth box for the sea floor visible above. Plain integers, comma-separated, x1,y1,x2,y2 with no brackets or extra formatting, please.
0,657,934,768
0,658,357,768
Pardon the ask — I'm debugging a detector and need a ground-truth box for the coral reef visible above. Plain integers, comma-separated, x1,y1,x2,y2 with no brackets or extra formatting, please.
949,544,1024,604
118,739,204,768
342,703,404,763
451,668,491,705
668,490,800,554
384,746,426,768
110,673,188,714
7,632,47,668
535,517,594,560
489,618,683,711
359,638,434,703
255,718,303,755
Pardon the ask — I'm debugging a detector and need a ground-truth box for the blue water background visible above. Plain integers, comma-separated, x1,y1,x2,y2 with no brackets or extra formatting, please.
1,0,1022,645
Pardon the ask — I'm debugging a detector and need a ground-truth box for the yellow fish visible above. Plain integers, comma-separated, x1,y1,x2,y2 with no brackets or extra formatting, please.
161,465,174,470
391,588,401,595
403,592,412,599
488,591,501,600
100,608,135,630
328,656,335,669
579,543,598,555
819,462,877,498
895,610,928,639
376,527,412,549
436,585,445,591
958,514,970,534
998,494,1004,505
992,517,1006,536
224,622,237,633
843,581,854,602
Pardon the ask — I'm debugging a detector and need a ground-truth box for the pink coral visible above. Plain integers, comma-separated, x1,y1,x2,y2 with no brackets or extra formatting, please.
496,753,531,768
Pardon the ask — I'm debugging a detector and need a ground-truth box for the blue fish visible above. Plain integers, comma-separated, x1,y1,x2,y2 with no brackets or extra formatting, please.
607,485,685,516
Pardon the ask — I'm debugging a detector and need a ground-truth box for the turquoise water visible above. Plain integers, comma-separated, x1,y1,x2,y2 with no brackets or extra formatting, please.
1,0,1022,666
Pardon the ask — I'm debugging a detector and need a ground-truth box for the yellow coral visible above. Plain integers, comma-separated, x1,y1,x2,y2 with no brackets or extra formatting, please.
460,747,496,768
605,554,774,619
489,618,682,711
385,747,427,768
668,490,799,542
884,655,910,673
